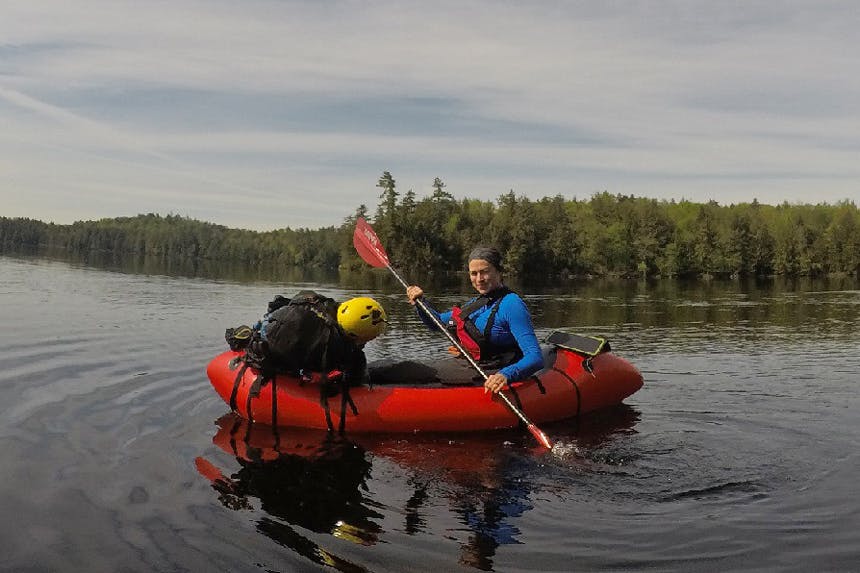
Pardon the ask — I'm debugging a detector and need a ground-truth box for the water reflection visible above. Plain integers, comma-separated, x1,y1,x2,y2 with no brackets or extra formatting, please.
195,416,379,572
197,406,641,572
38,247,346,285
363,407,640,570
3,253,858,571
8,250,859,343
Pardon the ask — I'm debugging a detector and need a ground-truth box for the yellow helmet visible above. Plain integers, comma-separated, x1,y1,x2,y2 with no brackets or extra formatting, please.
338,297,387,343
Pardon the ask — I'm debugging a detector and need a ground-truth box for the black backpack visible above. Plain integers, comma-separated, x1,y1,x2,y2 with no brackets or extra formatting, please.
226,291,364,432
262,290,347,375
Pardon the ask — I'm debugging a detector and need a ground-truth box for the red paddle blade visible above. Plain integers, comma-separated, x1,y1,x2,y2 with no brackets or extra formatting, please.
353,217,390,268
527,424,553,449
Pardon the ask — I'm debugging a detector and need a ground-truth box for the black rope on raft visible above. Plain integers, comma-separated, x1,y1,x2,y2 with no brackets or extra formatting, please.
245,385,256,424
551,367,582,417
338,384,359,434
529,374,546,394
270,377,281,450
229,363,250,411
320,380,334,432
506,386,527,429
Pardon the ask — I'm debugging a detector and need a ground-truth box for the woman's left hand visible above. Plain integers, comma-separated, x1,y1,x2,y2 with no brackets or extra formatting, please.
484,372,509,394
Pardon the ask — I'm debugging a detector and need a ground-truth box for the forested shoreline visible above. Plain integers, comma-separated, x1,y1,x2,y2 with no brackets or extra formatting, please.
2,172,858,278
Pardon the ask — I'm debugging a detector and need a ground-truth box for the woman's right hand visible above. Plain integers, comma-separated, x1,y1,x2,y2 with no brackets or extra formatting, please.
406,285,424,305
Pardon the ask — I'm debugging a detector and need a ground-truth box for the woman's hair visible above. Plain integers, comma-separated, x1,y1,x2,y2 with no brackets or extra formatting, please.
467,245,505,273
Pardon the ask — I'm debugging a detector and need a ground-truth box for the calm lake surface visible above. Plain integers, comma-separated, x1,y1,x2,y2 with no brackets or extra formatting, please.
1,253,858,572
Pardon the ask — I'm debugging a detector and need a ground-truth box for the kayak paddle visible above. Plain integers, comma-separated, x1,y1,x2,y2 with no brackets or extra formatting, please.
353,217,553,449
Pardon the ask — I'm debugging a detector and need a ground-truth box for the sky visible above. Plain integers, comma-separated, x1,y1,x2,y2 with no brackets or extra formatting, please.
1,1,859,231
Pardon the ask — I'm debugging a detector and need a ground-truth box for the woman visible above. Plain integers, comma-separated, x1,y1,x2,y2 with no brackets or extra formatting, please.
406,246,544,394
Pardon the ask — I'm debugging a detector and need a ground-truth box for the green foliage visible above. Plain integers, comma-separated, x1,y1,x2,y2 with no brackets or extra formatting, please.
2,173,859,279
0,213,346,270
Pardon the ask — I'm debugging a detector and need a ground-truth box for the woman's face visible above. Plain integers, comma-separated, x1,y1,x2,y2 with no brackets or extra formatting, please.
468,258,503,295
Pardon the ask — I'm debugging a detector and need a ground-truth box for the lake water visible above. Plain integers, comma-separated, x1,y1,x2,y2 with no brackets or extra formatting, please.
1,253,858,572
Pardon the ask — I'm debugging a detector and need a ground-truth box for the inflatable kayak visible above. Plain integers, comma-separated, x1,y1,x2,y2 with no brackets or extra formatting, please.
206,332,643,433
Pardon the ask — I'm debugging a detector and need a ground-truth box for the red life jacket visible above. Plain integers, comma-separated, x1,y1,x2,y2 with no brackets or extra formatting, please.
446,287,514,361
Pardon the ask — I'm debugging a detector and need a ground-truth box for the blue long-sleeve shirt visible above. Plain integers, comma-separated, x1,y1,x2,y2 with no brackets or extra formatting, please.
417,291,544,382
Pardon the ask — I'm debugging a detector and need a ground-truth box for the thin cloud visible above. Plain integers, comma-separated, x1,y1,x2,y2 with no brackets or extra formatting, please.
1,1,858,231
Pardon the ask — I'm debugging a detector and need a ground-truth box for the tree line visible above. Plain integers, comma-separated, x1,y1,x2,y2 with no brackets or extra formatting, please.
2,172,858,279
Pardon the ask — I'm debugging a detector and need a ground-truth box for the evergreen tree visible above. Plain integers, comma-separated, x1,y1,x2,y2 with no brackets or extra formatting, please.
430,177,454,203
374,171,399,259
3,178,858,279
692,202,722,276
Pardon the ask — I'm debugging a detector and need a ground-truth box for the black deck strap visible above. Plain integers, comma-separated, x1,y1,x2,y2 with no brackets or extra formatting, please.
528,344,558,395
270,376,278,428
333,381,359,434
529,374,546,394
338,388,348,434
245,386,255,424
248,374,264,398
544,331,608,357
551,366,582,417
319,337,337,433
506,386,527,428
272,422,281,453
246,373,274,427
271,422,281,453
346,393,358,416
229,362,250,411
320,383,334,432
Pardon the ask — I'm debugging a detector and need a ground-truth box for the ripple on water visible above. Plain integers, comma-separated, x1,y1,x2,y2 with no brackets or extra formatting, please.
2,256,860,572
